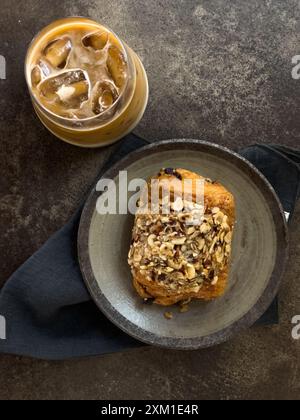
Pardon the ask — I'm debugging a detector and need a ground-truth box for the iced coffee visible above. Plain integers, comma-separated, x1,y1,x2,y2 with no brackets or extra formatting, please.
25,18,149,147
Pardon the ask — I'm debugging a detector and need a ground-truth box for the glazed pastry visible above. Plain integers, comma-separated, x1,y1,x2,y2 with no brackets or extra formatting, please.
128,168,235,306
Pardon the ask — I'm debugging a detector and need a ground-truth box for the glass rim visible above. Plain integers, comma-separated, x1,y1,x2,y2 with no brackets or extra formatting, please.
24,17,134,124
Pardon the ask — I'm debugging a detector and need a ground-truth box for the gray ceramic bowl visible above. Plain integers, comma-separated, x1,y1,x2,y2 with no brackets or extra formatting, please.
78,139,288,349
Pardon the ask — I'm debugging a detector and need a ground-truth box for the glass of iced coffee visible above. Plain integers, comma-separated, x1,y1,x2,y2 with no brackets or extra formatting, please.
25,17,149,147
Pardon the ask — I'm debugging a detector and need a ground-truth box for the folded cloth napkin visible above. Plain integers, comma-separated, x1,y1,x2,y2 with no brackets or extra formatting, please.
0,136,299,360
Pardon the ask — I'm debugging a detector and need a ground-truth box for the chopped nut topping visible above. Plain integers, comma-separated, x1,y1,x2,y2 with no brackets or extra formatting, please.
211,276,219,286
179,304,189,313
128,182,234,294
171,237,186,245
164,311,173,320
186,263,196,280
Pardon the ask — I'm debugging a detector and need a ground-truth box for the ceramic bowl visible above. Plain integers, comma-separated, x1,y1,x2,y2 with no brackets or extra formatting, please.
78,140,288,349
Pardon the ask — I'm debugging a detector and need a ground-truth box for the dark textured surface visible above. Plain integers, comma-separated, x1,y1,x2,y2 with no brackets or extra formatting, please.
0,0,299,400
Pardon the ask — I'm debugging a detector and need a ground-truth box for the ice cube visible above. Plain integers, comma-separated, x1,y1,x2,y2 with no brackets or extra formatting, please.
82,31,109,51
39,69,90,109
39,60,51,77
92,81,118,115
31,60,51,87
44,37,72,68
56,81,88,102
107,46,127,88
31,66,42,87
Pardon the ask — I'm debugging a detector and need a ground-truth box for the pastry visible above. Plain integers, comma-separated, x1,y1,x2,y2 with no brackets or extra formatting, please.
128,168,235,306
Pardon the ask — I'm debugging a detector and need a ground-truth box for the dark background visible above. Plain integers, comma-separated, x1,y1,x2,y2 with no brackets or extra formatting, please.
0,0,299,400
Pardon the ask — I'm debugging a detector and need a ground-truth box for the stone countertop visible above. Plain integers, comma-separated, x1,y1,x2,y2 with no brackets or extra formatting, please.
0,0,299,400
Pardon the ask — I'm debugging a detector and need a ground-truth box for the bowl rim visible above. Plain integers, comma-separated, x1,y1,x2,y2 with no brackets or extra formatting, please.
78,139,289,350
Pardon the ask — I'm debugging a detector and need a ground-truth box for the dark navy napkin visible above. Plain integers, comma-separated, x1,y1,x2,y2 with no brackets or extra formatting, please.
0,136,299,360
